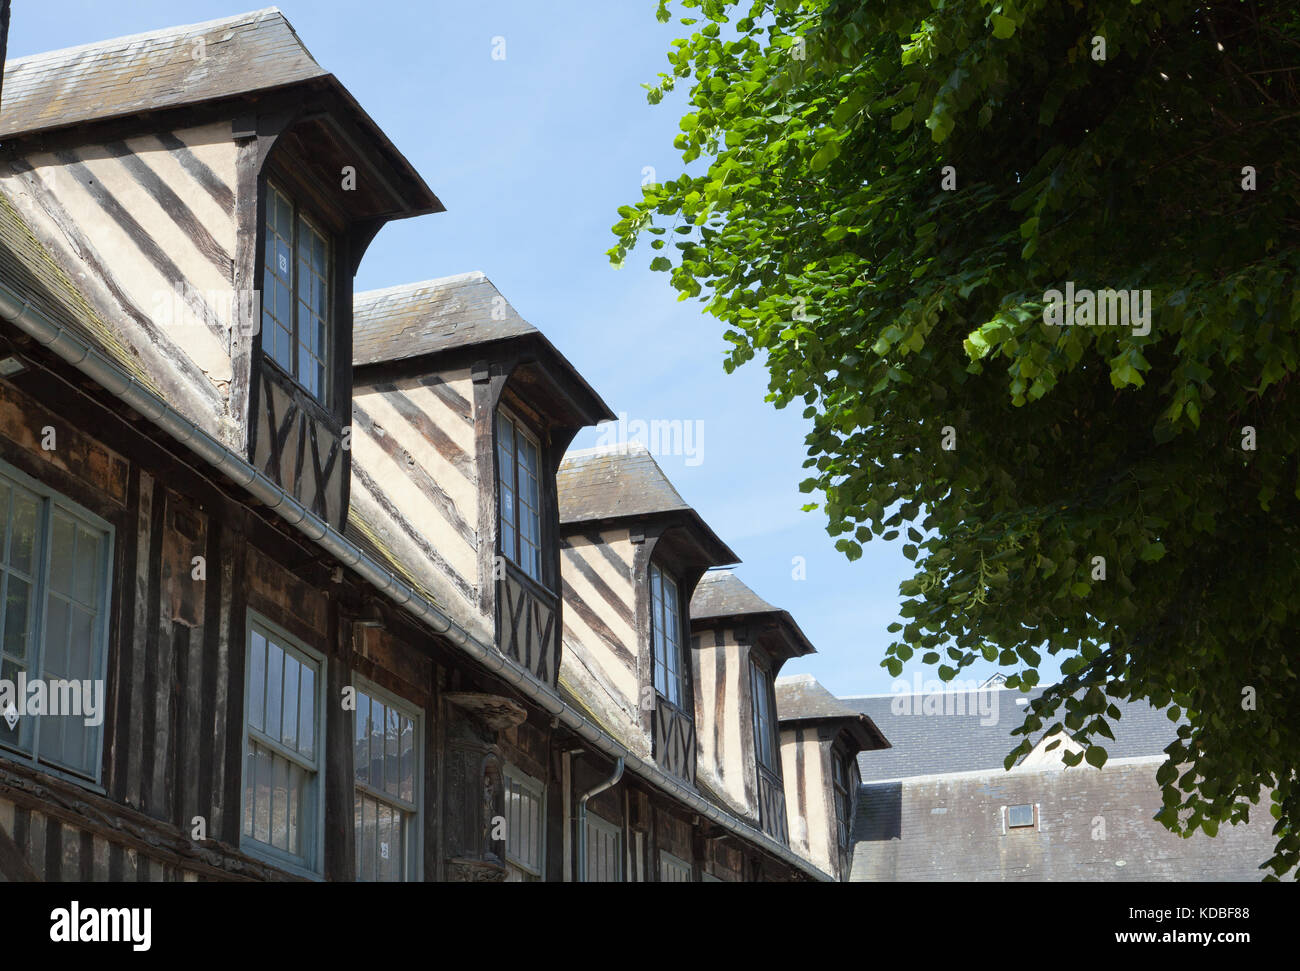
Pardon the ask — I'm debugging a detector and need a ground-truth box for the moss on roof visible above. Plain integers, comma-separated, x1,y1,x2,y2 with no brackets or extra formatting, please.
0,188,159,393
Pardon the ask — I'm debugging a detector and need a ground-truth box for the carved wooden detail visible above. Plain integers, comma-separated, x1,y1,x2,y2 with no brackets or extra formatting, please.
757,765,789,845
442,692,518,882
444,692,527,732
653,697,696,785
252,366,346,529
496,563,559,685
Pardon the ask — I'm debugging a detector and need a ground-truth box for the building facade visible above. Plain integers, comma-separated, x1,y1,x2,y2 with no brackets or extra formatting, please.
0,8,854,882
846,682,1283,881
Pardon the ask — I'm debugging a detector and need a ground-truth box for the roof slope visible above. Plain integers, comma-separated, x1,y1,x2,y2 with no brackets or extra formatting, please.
848,686,1179,782
775,674,864,722
352,271,536,366
691,568,778,619
776,674,889,751
850,763,1279,882
558,443,691,524
1,8,326,139
0,191,154,391
691,569,814,657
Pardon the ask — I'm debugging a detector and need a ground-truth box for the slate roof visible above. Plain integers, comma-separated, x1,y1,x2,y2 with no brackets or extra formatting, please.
0,8,326,139
847,684,1180,782
776,674,890,751
558,443,738,565
353,271,613,426
692,569,776,618
691,569,816,659
558,443,690,524
849,762,1280,882
776,674,861,722
352,272,537,366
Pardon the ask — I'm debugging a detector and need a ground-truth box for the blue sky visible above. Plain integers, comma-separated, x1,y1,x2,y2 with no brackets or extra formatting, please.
9,1,1056,696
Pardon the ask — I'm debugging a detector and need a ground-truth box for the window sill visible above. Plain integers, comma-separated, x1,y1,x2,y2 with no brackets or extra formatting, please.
0,746,106,796
499,557,556,601
239,839,325,881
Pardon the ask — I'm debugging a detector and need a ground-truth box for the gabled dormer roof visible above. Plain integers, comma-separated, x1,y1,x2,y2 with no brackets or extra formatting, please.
559,442,689,523
558,442,737,567
1,8,322,139
353,271,537,365
776,674,889,752
690,568,816,664
352,271,613,427
0,7,441,220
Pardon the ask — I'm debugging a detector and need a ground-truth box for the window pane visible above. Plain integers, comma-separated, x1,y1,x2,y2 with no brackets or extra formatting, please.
399,715,415,804
379,803,397,882
385,703,399,798
500,484,516,530
73,526,100,606
274,238,291,285
9,491,37,576
500,522,516,567
275,283,291,340
518,434,538,478
248,630,266,734
297,334,319,397
361,795,376,882
272,754,290,850
65,603,93,681
298,662,314,759
354,690,370,786
265,641,283,743
48,514,75,595
274,188,291,235
0,481,9,555
254,743,272,844
42,599,69,678
369,695,383,786
3,575,32,662
281,652,299,750
288,761,302,854
243,747,256,838
497,412,514,457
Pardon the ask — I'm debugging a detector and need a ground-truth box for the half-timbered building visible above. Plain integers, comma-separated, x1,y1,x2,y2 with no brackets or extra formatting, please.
688,568,816,847
0,8,853,882
774,674,888,881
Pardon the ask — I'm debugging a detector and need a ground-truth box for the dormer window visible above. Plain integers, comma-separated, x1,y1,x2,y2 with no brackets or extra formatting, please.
496,407,543,583
750,660,778,771
832,748,852,852
650,562,687,708
262,182,331,403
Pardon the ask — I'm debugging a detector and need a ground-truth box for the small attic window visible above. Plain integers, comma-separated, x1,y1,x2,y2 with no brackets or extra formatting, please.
497,407,543,583
1008,804,1035,828
262,182,331,403
650,562,688,708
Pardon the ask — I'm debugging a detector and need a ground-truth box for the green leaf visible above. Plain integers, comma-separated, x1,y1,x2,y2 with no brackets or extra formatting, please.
1140,542,1166,562
810,141,841,172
